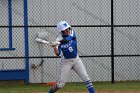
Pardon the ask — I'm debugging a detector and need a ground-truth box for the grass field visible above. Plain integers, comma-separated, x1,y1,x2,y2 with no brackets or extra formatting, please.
0,81,140,93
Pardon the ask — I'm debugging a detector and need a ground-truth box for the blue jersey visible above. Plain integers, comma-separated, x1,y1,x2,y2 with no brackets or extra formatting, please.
57,30,78,59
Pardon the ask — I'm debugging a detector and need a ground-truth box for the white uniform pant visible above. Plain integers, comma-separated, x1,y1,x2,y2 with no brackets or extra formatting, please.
57,56,90,88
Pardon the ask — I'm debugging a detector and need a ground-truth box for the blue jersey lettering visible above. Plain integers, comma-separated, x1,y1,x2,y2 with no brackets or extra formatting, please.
58,30,78,59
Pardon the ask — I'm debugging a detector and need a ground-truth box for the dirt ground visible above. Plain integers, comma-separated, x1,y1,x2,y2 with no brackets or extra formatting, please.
33,91,140,93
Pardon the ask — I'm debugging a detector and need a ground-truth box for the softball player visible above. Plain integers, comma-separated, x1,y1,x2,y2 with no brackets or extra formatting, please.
48,21,95,93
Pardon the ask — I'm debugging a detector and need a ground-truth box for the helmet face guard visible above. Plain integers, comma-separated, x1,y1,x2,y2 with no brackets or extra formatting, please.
60,27,71,36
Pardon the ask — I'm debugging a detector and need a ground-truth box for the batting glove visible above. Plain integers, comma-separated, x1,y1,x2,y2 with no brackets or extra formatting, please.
50,41,60,48
52,41,60,46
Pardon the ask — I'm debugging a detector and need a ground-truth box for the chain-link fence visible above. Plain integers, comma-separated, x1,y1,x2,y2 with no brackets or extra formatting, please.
0,0,140,89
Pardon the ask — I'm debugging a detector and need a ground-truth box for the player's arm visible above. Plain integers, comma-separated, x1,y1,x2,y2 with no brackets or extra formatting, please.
53,47,59,56
59,39,67,44
52,46,61,56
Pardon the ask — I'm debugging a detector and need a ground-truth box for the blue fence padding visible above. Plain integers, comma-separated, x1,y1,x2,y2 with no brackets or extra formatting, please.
0,70,26,80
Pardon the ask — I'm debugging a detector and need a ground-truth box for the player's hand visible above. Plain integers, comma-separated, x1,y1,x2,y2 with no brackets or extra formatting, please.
51,44,57,48
52,41,60,46
50,41,60,48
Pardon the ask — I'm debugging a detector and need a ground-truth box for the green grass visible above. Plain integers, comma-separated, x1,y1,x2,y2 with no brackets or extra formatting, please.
94,81,140,91
0,81,140,93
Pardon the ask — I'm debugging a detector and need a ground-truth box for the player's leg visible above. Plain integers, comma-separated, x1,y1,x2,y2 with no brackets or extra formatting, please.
48,61,72,93
72,57,95,93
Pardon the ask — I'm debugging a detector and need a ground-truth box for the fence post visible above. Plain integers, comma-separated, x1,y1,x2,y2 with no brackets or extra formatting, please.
111,0,114,84
8,0,13,49
24,0,29,83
